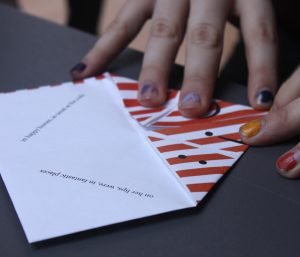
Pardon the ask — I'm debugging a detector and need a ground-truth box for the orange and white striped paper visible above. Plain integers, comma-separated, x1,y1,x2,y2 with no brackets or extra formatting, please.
105,73,265,204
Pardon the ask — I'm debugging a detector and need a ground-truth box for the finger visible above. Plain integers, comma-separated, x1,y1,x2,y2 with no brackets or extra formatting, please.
240,97,300,145
276,143,300,179
138,0,189,107
238,0,278,110
179,0,230,118
272,66,300,111
70,0,154,80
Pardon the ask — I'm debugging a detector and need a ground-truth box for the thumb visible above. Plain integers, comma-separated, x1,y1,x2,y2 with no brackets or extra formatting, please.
239,98,300,145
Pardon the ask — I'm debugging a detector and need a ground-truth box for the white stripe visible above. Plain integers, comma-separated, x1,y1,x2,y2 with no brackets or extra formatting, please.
147,132,240,159
132,113,157,119
127,106,149,112
170,159,234,171
111,76,137,84
190,192,207,202
147,124,241,146
218,104,251,115
118,90,138,99
155,124,242,141
180,174,222,184
200,141,242,150
160,147,239,160
156,115,194,123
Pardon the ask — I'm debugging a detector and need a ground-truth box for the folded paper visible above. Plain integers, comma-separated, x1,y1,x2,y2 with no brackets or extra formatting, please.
0,74,265,242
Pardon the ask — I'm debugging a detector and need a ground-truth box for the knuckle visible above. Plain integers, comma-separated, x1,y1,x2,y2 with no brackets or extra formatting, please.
107,18,130,36
151,18,181,41
252,20,277,44
185,70,215,85
275,108,290,125
189,23,222,49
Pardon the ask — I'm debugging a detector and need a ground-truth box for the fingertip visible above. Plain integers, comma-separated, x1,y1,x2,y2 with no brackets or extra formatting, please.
70,62,87,80
276,150,300,179
138,81,167,107
250,89,274,110
178,91,210,118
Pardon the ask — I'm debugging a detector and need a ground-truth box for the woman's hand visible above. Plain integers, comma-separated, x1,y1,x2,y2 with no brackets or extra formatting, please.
240,66,300,179
71,0,278,118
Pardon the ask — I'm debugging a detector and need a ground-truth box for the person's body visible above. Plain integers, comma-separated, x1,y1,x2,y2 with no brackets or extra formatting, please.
70,0,300,179
0,0,102,35
68,0,103,34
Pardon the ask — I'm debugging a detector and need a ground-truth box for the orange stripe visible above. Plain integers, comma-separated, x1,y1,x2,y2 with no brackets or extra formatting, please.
96,74,104,80
167,153,232,165
73,79,84,84
158,144,196,153
153,120,204,127
177,166,229,177
189,132,242,145
216,100,234,108
123,99,141,107
222,145,248,152
167,90,178,99
221,132,241,140
168,111,181,117
205,110,263,123
189,137,225,145
136,117,149,122
156,116,263,136
148,136,162,142
117,83,138,90
187,183,215,192
159,111,264,128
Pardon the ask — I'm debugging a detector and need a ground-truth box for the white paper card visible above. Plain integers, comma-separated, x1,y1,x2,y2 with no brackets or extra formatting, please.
0,79,194,243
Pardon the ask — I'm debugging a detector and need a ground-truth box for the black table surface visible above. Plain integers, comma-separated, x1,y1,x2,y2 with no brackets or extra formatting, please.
1,4,300,257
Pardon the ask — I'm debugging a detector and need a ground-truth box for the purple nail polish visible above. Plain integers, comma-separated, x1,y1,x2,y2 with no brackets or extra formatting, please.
70,62,86,74
181,92,201,108
140,83,159,100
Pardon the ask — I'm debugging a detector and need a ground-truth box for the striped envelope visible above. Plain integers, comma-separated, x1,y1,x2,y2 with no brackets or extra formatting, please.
105,73,265,204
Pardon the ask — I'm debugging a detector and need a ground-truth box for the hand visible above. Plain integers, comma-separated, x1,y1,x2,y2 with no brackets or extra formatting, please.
70,0,278,118
240,66,300,179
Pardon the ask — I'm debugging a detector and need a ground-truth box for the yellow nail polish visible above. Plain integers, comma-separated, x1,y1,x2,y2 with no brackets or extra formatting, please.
240,120,261,138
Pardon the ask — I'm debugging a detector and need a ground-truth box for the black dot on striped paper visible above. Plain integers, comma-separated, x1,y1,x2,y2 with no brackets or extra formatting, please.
178,155,187,159
199,160,207,165
205,131,213,136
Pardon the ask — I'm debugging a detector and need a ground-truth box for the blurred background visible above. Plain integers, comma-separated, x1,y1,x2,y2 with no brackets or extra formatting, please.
2,0,239,69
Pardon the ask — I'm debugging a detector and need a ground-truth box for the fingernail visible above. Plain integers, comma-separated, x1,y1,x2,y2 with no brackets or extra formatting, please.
240,119,261,138
140,83,159,100
276,151,300,172
181,92,201,109
256,90,274,105
70,62,86,74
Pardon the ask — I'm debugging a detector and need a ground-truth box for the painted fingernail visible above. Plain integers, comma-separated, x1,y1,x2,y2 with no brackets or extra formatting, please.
256,90,274,105
140,83,159,100
70,62,86,74
181,92,201,108
276,151,300,172
240,120,261,138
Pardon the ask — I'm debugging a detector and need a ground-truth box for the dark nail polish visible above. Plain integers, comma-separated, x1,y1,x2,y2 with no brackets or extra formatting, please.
140,83,159,100
256,90,274,105
181,92,201,108
70,62,86,74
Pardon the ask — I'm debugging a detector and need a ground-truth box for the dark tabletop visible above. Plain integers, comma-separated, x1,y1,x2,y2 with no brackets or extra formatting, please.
1,4,300,257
